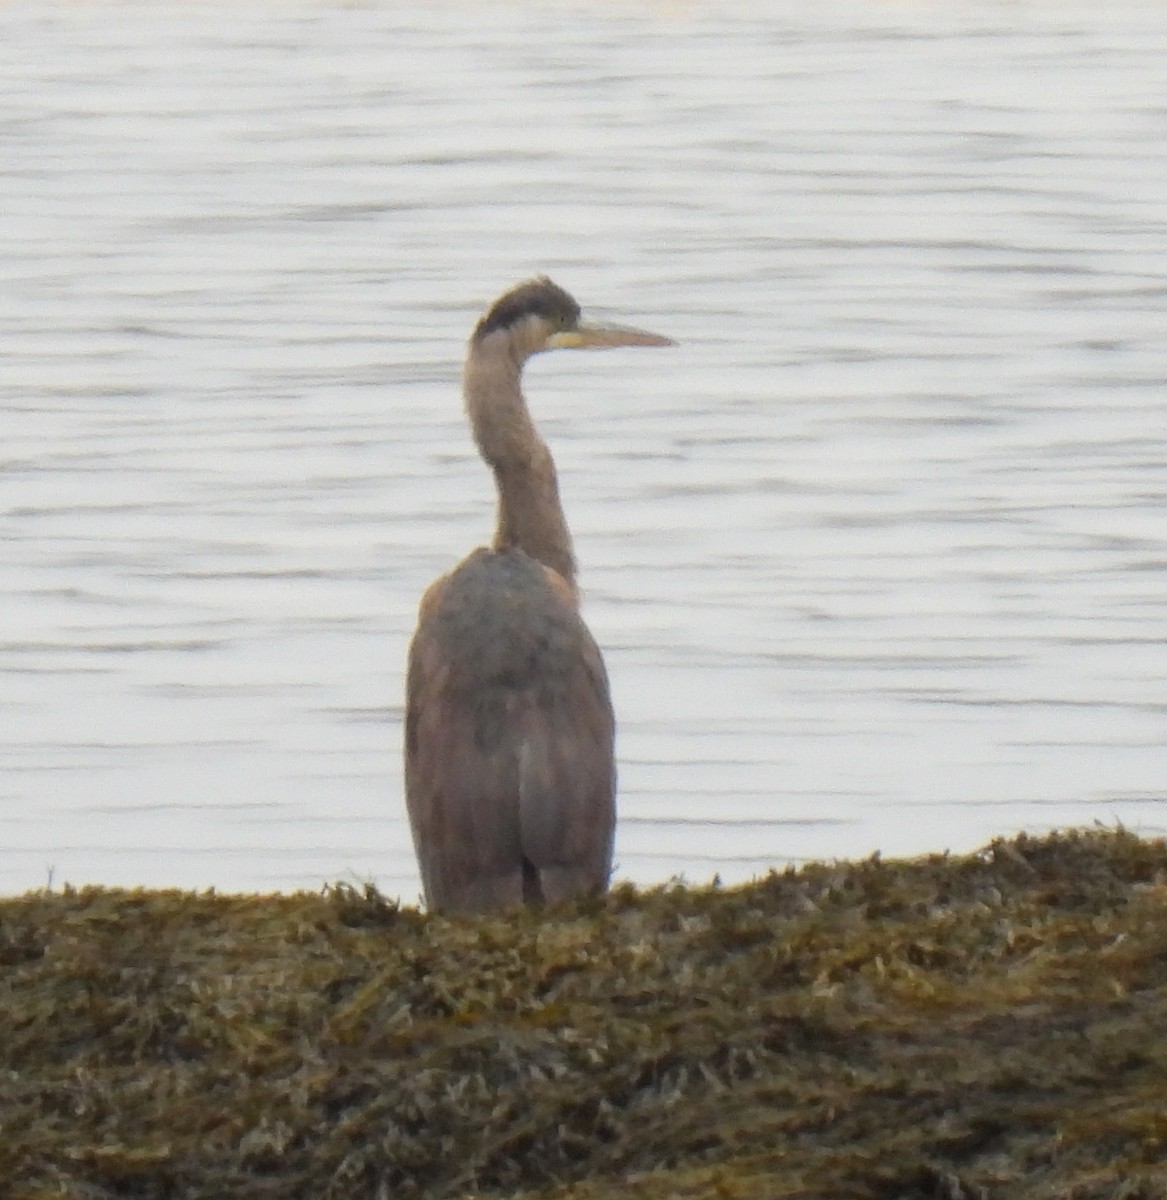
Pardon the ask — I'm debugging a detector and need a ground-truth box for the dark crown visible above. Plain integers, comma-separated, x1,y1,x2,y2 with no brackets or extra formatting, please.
472,276,581,341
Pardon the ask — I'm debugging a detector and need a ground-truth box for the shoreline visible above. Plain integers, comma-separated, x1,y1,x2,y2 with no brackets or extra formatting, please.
3,827,1165,1199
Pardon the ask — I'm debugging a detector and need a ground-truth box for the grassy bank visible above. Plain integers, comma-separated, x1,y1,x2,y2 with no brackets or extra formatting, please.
2,828,1166,1199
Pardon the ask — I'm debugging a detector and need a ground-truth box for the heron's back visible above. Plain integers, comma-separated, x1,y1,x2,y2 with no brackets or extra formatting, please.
404,548,615,913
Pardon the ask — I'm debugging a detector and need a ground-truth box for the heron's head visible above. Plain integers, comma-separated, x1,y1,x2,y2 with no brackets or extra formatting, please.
471,276,674,363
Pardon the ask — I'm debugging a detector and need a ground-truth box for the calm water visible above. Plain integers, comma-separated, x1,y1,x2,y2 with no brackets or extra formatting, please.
2,1,1165,899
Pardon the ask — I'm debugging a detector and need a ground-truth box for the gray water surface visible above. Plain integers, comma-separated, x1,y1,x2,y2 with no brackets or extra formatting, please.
3,0,1165,898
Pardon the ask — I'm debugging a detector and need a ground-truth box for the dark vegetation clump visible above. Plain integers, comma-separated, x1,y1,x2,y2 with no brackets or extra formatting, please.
2,828,1167,1200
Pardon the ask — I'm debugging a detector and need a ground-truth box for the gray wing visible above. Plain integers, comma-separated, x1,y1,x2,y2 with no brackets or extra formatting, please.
404,550,615,914
514,622,615,904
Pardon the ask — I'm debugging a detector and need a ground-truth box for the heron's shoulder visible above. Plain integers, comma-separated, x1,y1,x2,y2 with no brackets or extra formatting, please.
420,547,576,622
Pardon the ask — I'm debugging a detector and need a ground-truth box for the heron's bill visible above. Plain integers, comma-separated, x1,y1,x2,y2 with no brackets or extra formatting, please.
548,321,675,350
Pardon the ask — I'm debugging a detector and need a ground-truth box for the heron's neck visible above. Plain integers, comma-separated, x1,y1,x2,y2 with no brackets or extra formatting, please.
463,346,577,596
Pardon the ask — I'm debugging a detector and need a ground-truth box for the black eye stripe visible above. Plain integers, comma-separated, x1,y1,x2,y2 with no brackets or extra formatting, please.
473,277,581,341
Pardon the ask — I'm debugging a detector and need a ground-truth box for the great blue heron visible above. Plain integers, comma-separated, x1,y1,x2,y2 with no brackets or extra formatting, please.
404,277,674,914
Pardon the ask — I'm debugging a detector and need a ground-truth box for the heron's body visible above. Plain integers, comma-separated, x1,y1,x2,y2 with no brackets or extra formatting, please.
406,548,614,911
404,277,672,914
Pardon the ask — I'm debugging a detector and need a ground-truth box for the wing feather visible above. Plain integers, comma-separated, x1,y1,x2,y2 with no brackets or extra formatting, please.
404,549,615,913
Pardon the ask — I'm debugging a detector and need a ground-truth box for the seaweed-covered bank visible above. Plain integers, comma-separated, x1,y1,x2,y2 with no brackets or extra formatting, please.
1,829,1166,1200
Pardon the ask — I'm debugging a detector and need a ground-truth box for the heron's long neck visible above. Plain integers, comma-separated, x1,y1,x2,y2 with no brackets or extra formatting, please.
463,347,577,595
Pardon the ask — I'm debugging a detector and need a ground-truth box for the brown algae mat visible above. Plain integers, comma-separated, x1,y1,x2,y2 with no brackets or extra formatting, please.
2,828,1166,1200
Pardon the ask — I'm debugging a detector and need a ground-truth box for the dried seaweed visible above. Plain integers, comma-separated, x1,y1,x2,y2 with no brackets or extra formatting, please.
1,829,1166,1200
